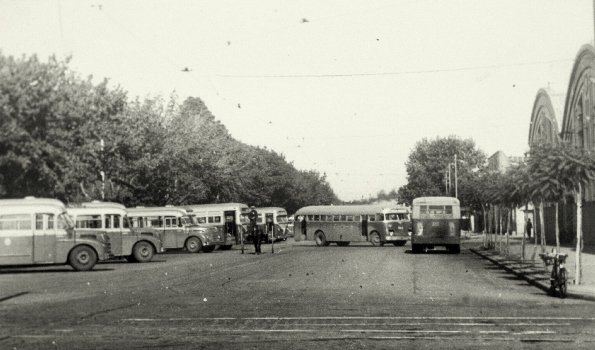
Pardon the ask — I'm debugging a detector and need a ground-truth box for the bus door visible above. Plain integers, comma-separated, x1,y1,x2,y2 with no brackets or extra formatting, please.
224,211,236,244
163,216,182,248
33,213,56,263
361,216,368,239
300,216,307,240
104,214,123,255
265,213,274,240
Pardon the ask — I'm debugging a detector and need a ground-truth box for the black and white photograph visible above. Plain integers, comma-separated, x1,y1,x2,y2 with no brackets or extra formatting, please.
1,0,595,348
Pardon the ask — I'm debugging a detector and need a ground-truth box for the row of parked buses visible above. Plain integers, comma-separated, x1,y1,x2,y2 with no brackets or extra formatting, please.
0,197,291,271
294,197,461,254
0,196,460,271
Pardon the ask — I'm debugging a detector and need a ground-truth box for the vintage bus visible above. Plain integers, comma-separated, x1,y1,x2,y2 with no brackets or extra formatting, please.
0,197,111,271
126,206,221,253
411,196,461,254
183,203,250,249
252,207,290,243
293,205,411,246
67,203,163,263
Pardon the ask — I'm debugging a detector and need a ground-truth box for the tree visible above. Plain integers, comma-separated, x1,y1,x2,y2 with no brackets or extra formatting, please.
526,142,595,285
397,136,486,210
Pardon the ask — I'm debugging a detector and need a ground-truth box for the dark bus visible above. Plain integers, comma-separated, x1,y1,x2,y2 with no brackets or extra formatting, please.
411,196,461,254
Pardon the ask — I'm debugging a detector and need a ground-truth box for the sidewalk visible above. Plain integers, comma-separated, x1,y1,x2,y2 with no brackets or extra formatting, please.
465,233,595,300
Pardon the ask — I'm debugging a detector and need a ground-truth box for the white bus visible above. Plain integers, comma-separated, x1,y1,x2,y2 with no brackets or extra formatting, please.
294,205,411,246
252,207,290,243
183,203,250,249
0,197,111,271
68,203,163,262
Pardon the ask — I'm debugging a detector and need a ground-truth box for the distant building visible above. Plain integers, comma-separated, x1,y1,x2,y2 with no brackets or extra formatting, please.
487,151,524,174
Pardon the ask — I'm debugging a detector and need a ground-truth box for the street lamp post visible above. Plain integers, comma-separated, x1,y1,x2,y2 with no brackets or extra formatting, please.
100,138,105,200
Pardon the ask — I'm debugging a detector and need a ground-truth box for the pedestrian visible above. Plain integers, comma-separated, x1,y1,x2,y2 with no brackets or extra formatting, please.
248,206,261,254
526,218,532,238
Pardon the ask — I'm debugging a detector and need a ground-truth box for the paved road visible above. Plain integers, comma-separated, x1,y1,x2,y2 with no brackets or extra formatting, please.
1,239,594,349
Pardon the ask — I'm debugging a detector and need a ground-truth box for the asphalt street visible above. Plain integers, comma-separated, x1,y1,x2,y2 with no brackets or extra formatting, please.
1,238,594,349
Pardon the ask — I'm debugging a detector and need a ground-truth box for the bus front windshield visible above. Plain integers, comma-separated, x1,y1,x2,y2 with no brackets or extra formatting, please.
180,216,191,226
385,213,409,221
59,212,75,229
277,215,288,224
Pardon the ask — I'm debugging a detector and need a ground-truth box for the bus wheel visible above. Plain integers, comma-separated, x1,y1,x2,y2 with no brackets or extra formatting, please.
69,245,98,271
315,231,327,246
411,244,422,254
132,241,155,263
369,232,381,246
202,246,215,253
186,237,202,253
337,242,350,247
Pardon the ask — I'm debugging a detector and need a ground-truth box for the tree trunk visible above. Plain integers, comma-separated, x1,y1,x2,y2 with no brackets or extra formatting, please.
555,202,560,253
522,203,528,263
575,184,583,285
481,203,487,248
498,206,503,253
539,200,546,253
507,206,512,255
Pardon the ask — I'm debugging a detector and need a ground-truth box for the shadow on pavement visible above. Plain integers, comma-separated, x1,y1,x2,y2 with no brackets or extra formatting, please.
0,267,115,274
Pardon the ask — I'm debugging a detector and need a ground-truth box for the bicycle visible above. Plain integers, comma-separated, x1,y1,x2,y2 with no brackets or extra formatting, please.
539,251,569,298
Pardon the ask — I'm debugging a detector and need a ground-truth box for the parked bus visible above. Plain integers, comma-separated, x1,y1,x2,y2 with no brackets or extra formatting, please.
411,196,461,254
183,203,250,249
126,206,220,253
252,207,290,243
293,205,411,246
67,203,163,263
0,197,111,271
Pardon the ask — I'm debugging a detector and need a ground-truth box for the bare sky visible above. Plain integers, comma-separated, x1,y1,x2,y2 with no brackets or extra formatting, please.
0,0,593,201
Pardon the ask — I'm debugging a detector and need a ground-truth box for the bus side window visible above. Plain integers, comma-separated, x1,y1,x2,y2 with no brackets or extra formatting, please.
313,215,320,221
376,214,384,221
445,206,453,215
0,214,31,230
333,215,340,222
105,215,112,229
346,215,353,222
354,215,360,222
368,215,375,222
420,206,428,215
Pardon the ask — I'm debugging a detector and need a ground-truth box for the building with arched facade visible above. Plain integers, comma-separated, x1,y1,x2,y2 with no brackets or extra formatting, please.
532,44,595,245
528,88,565,242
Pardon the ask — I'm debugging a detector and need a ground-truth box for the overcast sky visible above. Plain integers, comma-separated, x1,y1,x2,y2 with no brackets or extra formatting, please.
0,0,593,201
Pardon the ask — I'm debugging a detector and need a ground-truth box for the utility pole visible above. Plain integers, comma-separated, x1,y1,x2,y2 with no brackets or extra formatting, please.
100,138,105,200
454,154,458,199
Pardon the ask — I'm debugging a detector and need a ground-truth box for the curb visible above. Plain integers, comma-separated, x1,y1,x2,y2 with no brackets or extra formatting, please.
470,248,552,293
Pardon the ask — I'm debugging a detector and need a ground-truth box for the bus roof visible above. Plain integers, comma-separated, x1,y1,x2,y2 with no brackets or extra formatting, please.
126,206,187,217
412,197,460,206
254,207,287,213
0,197,66,213
184,203,249,210
81,201,126,209
295,205,399,216
67,207,127,216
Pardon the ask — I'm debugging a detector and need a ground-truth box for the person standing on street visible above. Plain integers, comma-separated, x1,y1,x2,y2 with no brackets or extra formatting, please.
248,206,261,254
526,218,533,238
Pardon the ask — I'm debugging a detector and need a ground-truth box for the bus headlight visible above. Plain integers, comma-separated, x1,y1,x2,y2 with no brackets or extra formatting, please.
389,230,394,236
